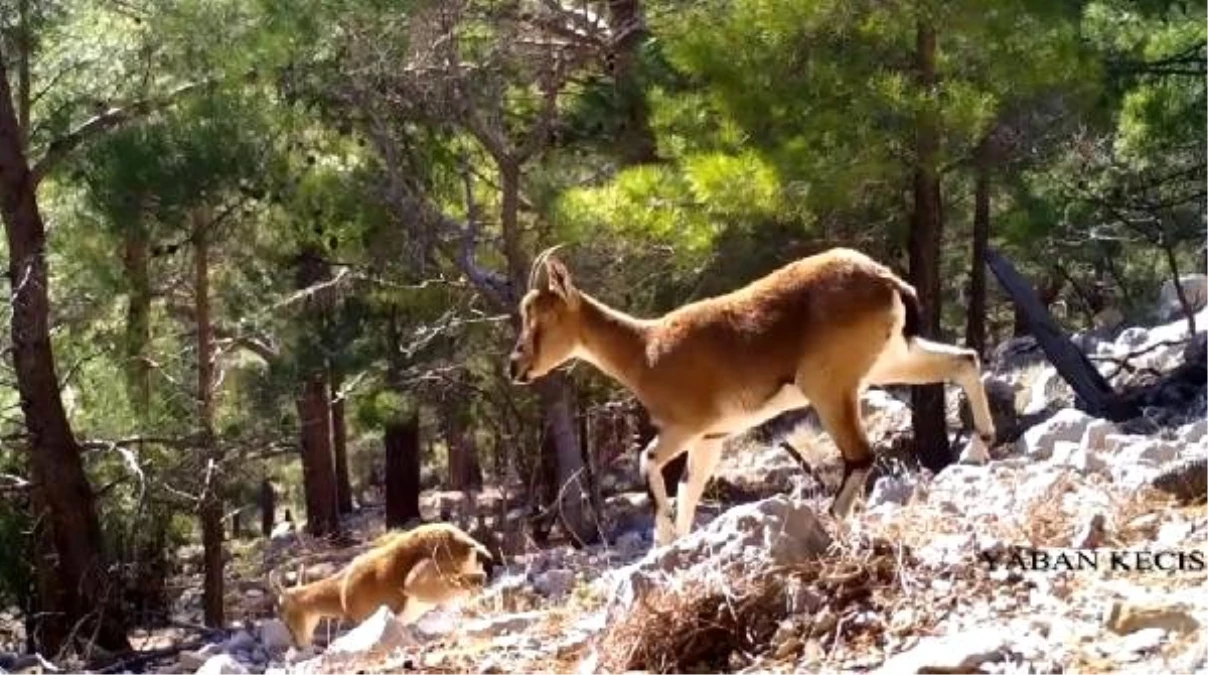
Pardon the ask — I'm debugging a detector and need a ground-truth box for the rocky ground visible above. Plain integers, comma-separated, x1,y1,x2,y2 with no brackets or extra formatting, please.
3,308,1205,675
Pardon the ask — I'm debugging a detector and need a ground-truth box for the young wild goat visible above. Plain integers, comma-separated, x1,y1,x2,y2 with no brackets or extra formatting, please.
269,522,494,648
508,246,996,546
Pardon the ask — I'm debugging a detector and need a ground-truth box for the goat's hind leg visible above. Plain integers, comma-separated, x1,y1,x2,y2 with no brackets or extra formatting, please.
807,388,874,520
868,336,997,462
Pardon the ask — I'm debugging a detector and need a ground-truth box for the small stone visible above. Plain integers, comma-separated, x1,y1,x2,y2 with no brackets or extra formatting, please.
179,650,209,671
534,568,576,598
773,636,802,660
196,654,250,675
1018,409,1094,460
1157,521,1194,547
1082,420,1118,452
463,610,545,638
1129,440,1180,464
876,628,1013,674
1105,600,1200,636
869,475,915,508
1072,513,1107,549
224,630,257,653
1119,628,1166,654
257,619,293,654
1181,419,1208,444
327,606,415,654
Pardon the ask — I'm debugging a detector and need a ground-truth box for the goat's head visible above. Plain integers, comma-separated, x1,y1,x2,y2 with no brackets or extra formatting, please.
508,245,581,384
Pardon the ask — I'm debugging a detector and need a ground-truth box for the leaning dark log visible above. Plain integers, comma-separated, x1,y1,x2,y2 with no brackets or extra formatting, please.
986,248,1138,421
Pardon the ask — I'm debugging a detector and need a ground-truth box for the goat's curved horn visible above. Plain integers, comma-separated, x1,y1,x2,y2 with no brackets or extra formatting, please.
527,243,568,292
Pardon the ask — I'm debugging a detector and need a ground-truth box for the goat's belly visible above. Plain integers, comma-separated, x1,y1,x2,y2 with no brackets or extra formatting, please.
707,385,808,436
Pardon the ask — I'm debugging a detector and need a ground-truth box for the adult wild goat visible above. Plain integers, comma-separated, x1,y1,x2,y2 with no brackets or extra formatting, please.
508,246,996,546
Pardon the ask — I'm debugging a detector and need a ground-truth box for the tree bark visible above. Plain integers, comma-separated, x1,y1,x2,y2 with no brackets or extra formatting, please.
16,0,31,150
606,0,659,166
443,411,482,492
293,247,340,537
908,20,950,473
0,56,130,657
330,370,353,515
965,152,990,357
384,414,422,528
296,376,340,537
194,217,224,628
123,221,152,417
1162,238,1197,336
535,373,599,546
259,479,276,538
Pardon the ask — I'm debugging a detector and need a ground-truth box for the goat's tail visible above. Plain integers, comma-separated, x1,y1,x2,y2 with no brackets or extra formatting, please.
890,277,922,339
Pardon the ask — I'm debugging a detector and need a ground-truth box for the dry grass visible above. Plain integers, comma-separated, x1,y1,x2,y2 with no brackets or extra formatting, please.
595,538,917,674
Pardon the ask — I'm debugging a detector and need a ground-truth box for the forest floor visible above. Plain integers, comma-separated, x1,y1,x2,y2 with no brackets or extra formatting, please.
4,311,1206,675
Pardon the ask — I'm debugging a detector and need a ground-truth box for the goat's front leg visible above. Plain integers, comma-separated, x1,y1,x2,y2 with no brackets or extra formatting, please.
639,431,692,546
674,438,723,539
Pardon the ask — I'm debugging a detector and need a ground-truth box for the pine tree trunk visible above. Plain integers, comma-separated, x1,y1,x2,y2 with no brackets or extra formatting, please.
330,370,353,515
194,215,225,628
909,20,950,473
384,414,422,528
536,373,599,546
123,220,152,417
296,376,340,537
259,479,276,538
606,0,658,166
0,58,130,656
444,412,483,492
293,247,340,538
965,154,990,357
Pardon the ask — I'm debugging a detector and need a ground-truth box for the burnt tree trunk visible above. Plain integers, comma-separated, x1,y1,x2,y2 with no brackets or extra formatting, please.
965,151,991,357
908,20,950,472
296,376,340,537
194,214,225,628
384,414,422,528
1014,274,1063,336
0,56,130,656
986,248,1137,420
330,370,353,515
259,479,276,537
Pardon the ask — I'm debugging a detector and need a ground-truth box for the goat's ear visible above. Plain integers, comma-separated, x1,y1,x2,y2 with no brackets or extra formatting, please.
545,258,578,305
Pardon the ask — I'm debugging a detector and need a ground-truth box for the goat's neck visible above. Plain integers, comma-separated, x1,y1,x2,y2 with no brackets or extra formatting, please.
574,293,652,392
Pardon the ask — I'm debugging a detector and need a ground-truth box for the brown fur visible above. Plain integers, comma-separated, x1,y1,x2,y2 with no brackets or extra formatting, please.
508,247,996,545
270,522,493,647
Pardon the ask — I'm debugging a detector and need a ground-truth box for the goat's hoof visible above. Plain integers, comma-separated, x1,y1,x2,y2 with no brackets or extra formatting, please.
959,435,993,465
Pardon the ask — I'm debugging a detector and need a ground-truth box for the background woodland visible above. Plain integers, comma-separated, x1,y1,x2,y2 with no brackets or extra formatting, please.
0,0,1203,663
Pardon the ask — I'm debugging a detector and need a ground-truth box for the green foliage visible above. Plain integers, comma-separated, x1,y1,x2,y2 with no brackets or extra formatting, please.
0,0,1202,638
